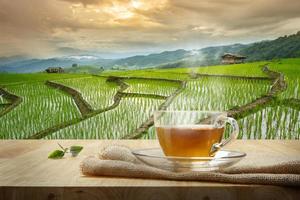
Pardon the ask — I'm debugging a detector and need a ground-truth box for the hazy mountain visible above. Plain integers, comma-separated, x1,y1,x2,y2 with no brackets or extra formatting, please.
111,49,190,67
0,56,112,73
239,31,300,61
0,55,27,66
0,31,299,73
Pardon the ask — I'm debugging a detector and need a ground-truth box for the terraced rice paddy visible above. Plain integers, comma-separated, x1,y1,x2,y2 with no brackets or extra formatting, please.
168,78,270,111
55,77,119,110
0,58,299,139
0,83,81,139
157,62,268,77
47,97,163,139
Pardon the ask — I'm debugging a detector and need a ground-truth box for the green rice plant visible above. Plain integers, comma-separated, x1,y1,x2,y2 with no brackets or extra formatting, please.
238,106,300,139
55,77,119,110
168,77,270,111
47,97,164,139
124,79,180,96
278,78,299,99
0,83,81,139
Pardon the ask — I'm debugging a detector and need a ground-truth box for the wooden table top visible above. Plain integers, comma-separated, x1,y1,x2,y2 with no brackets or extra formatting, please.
0,140,300,200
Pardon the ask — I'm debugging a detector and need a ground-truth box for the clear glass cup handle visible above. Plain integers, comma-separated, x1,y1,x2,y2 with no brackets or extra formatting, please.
210,117,239,155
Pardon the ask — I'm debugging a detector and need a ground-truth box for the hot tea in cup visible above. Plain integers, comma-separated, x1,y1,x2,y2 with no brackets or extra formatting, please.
154,111,239,157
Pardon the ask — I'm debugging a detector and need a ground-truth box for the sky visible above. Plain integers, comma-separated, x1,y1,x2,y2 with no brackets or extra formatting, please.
0,0,300,59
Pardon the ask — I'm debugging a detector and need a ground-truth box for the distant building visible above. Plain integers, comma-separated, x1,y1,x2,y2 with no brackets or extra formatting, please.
45,67,64,73
221,53,246,64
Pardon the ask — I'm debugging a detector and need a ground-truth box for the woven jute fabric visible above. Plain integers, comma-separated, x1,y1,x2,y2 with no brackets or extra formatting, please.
81,145,300,186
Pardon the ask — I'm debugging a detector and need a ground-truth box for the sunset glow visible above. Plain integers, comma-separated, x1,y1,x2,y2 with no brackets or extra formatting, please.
0,0,299,58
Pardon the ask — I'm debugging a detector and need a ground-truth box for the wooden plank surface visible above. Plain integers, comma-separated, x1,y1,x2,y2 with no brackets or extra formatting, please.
0,140,300,200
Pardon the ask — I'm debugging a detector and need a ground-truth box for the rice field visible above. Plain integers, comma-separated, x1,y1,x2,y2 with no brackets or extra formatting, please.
269,58,300,99
0,83,81,139
47,97,163,139
279,78,300,99
124,79,180,96
0,59,299,140
168,77,270,111
238,106,300,139
154,62,268,77
102,62,268,79
55,77,119,110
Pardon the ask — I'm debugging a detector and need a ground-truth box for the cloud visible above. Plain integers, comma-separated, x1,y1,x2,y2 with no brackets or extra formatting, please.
0,0,300,58
60,0,101,6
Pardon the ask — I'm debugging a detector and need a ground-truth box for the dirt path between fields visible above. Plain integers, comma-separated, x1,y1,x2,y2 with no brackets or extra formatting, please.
227,65,287,119
46,81,94,117
0,87,22,117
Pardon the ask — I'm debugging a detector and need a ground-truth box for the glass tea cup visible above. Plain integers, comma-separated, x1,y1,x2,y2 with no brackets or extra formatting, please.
154,111,239,157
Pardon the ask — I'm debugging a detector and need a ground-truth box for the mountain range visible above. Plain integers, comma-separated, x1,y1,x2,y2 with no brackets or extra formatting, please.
0,31,299,73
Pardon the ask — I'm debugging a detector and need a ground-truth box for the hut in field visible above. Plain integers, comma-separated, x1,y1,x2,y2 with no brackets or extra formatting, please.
221,53,246,64
45,67,64,73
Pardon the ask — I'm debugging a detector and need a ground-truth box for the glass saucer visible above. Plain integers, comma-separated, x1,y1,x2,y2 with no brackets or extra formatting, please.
132,148,246,172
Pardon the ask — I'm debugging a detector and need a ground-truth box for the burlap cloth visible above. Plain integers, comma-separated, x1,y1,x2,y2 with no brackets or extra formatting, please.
81,145,300,186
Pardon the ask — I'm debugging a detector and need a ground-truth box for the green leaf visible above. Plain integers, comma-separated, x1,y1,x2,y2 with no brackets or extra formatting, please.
70,146,83,157
48,150,65,159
